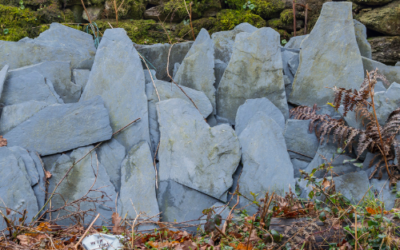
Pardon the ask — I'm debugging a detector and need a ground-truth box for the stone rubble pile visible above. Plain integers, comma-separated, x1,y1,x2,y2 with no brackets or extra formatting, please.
1,2,400,231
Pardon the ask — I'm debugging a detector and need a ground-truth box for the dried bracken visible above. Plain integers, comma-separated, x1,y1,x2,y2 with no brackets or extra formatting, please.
0,135,6,147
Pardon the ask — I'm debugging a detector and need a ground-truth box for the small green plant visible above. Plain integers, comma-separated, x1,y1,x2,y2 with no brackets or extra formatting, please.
101,225,110,234
18,0,25,10
242,1,256,10
281,39,287,45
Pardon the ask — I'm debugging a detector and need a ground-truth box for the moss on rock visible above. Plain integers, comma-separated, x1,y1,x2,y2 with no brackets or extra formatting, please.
174,17,215,39
252,0,285,19
212,9,266,31
280,9,293,24
103,0,146,20
161,0,221,20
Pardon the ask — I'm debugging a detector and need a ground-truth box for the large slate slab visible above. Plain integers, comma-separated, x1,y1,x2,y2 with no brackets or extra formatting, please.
136,42,193,81
374,82,400,125
8,61,81,103
362,57,400,86
118,141,159,229
235,98,285,135
0,147,38,231
4,96,113,156
9,146,39,186
284,120,319,161
81,28,150,150
174,29,216,112
333,171,370,204
157,98,241,200
48,146,116,226
289,2,364,106
0,23,96,70
0,71,63,106
237,112,295,214
354,20,372,59
0,101,49,134
217,27,288,124
0,65,9,98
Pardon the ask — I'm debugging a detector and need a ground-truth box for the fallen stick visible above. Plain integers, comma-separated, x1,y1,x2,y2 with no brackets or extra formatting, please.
74,213,100,249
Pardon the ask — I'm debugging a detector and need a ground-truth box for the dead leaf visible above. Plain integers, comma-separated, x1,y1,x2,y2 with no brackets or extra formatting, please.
111,212,124,234
0,136,6,147
229,242,253,250
45,171,52,179
17,235,33,246
6,208,10,215
322,178,331,190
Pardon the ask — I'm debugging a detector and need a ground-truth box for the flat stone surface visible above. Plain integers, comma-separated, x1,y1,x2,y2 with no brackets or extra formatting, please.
4,96,113,156
0,147,38,231
0,71,63,106
334,171,370,204
29,151,46,213
217,27,288,124
8,61,81,103
0,23,96,70
362,57,400,87
0,101,49,134
9,146,39,186
157,98,241,200
284,35,309,49
0,65,9,98
289,2,364,106
72,69,90,91
374,82,400,125
354,20,372,59
174,29,216,112
81,29,150,150
118,141,159,229
136,42,193,81
237,112,295,214
235,98,285,135
284,120,319,161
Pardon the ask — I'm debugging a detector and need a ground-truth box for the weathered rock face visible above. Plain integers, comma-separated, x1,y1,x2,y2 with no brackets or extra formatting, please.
174,29,216,112
9,146,39,186
7,61,81,103
48,146,116,226
291,158,310,178
217,27,288,124
72,69,90,90
369,36,400,65
0,23,96,70
81,28,150,150
284,35,309,49
289,2,364,107
157,98,241,200
284,120,319,161
0,101,49,134
4,96,113,156
235,98,285,135
362,57,400,84
1,71,63,106
237,112,295,214
146,79,213,155
333,171,370,204
0,65,8,97
281,48,299,83
29,151,46,213
118,141,159,229
136,42,193,81
356,1,400,36
353,20,372,59
374,82,400,125
0,147,38,231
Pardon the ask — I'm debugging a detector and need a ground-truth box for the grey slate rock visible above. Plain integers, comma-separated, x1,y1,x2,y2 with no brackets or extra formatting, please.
9,146,39,186
136,42,193,81
333,171,370,204
370,178,399,210
42,154,62,171
49,146,116,226
281,48,299,83
157,98,241,200
0,23,96,70
81,29,150,150
291,158,310,178
146,79,213,155
118,141,159,229
174,29,216,112
0,65,9,98
396,62,400,67
72,69,90,91
284,120,319,161
284,35,309,49
237,112,295,214
173,63,180,78
0,101,49,134
29,151,46,213
1,71,63,105
8,61,81,103
214,59,226,89
0,147,38,231
289,2,364,107
97,139,126,193
217,27,289,124
354,20,372,59
144,69,157,85
362,57,400,86
284,75,292,100
235,98,285,135
4,96,113,156
374,82,400,125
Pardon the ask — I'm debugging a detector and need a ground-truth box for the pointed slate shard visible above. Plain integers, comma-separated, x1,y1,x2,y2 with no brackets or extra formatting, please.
4,96,113,156
217,27,289,124
284,35,309,49
354,20,372,59
81,28,150,150
284,120,319,161
29,151,46,214
289,2,364,107
374,82,400,125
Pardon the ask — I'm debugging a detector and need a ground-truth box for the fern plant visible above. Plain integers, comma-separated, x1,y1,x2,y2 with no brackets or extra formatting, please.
290,70,400,186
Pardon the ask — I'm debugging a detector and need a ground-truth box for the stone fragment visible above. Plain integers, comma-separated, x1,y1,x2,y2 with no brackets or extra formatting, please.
235,98,285,135
237,112,295,214
146,80,213,155
369,36,400,65
9,146,39,186
42,154,62,171
333,171,370,204
354,20,372,59
136,42,193,81
0,23,96,70
284,35,309,49
374,82,400,125
214,59,226,89
8,61,81,103
82,234,124,250
217,27,288,124
281,48,299,83
144,69,157,85
118,141,159,229
370,178,399,210
284,75,292,100
0,71,63,105
81,29,150,150
29,151,46,213
0,101,49,134
291,159,309,178
48,146,116,226
4,96,113,156
362,57,400,86
0,147,38,231
72,69,90,91
174,29,216,112
97,139,126,193
289,2,364,107
0,65,9,97
284,120,319,161
157,98,241,200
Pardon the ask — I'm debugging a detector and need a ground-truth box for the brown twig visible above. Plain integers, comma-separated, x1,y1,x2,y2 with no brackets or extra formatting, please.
74,213,100,249
183,0,195,40
246,216,255,250
292,0,296,37
304,3,308,35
